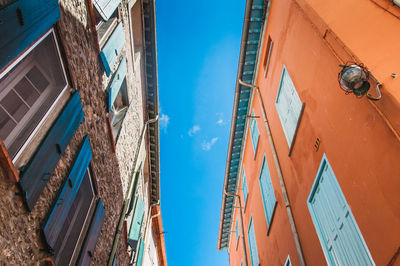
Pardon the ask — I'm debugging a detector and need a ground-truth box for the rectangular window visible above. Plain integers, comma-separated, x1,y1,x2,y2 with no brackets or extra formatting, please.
249,110,259,154
0,29,68,160
242,168,248,206
307,155,374,265
235,219,239,244
248,216,259,266
275,66,303,148
263,36,273,78
259,155,276,228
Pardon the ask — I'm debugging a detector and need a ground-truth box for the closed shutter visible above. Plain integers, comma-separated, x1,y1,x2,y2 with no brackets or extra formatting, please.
128,196,145,249
259,156,276,226
275,67,302,146
250,110,259,152
235,220,239,243
308,156,374,265
19,91,84,211
248,217,259,266
100,22,125,76
0,0,60,70
92,0,122,21
242,169,248,204
136,238,145,266
108,56,127,111
43,136,93,264
77,199,106,266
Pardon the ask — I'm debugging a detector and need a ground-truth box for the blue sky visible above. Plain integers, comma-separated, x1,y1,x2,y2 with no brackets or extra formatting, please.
156,1,245,265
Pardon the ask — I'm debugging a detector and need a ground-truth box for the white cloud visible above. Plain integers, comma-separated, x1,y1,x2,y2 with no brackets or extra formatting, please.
188,125,200,136
159,113,170,131
216,112,225,126
201,137,219,151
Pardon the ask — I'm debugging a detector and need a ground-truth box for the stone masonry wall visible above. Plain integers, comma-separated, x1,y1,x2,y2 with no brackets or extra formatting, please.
0,0,141,264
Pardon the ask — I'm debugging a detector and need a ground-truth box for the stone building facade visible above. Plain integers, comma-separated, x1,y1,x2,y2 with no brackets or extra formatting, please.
0,0,166,265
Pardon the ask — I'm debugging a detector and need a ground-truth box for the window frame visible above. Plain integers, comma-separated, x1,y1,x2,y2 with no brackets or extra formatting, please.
275,65,305,156
0,28,69,163
242,168,249,210
247,216,260,266
249,110,260,156
284,255,291,266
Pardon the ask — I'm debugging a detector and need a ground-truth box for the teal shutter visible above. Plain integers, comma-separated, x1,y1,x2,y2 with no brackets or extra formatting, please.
43,135,93,251
108,56,127,111
250,110,259,153
19,91,84,211
248,217,259,266
77,199,106,266
128,197,145,249
275,66,302,146
0,0,60,70
136,238,145,266
235,220,239,243
259,155,276,226
308,155,374,265
242,169,248,205
92,0,122,21
100,22,125,76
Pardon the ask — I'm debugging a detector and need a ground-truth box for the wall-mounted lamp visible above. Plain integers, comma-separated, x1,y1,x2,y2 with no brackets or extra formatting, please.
338,63,381,100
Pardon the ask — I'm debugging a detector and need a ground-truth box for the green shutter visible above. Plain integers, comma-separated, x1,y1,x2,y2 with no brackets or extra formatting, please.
0,0,60,70
100,22,125,76
128,197,145,249
136,238,145,266
108,56,127,111
248,217,259,266
92,0,122,21
259,155,276,226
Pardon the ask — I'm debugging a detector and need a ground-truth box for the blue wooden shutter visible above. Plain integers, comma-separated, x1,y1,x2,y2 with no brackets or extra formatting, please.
136,238,145,266
128,196,145,249
235,220,239,243
250,110,259,153
0,0,60,70
259,155,276,226
242,169,248,205
92,0,122,21
19,91,84,211
43,135,92,251
275,67,302,146
308,155,374,265
100,22,125,76
248,217,259,266
108,56,127,111
77,199,106,266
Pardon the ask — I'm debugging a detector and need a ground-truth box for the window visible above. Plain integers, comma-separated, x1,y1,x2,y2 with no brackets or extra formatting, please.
307,155,374,265
128,196,145,250
275,66,303,148
284,255,291,266
43,136,106,265
248,216,259,266
259,155,276,229
249,110,260,154
108,56,128,142
263,36,273,78
242,168,248,206
235,219,239,244
0,29,68,160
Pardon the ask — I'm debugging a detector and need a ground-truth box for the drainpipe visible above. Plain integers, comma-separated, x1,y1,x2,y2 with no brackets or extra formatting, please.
108,115,159,266
238,80,306,266
224,191,249,266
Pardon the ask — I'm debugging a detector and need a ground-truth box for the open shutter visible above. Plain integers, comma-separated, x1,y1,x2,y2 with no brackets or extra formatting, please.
43,136,92,252
92,0,122,21
128,197,145,249
136,238,145,266
100,22,125,76
19,91,84,211
0,0,60,70
108,56,127,111
77,198,106,266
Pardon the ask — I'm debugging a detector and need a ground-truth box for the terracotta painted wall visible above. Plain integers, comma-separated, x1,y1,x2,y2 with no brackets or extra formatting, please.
228,0,400,265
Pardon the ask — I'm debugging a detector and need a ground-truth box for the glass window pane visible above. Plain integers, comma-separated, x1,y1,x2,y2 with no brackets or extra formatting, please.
14,77,40,106
1,90,29,122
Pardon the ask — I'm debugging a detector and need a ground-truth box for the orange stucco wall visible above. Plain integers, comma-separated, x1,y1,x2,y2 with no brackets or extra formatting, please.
228,0,400,265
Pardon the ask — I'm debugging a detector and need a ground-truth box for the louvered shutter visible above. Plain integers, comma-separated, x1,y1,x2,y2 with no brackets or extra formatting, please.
100,22,125,76
19,91,84,211
248,218,259,266
92,0,122,21
242,169,248,204
43,136,93,263
0,0,60,70
235,220,239,243
128,197,145,249
250,111,259,152
136,238,145,266
77,199,106,266
308,156,374,265
259,156,276,226
108,56,127,111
